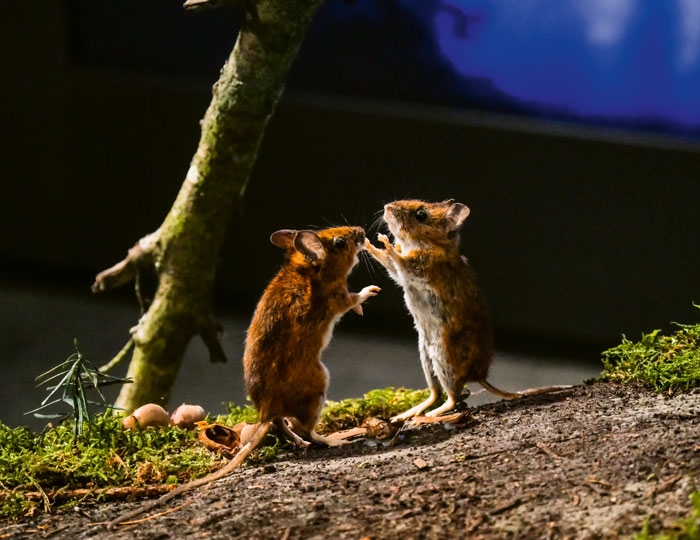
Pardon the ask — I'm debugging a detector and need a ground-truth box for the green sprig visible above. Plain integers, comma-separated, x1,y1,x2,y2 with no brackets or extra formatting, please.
26,340,132,441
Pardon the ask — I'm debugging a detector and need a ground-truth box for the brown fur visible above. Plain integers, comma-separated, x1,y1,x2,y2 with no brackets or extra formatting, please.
108,226,379,528
384,200,491,388
366,199,569,419
245,226,376,432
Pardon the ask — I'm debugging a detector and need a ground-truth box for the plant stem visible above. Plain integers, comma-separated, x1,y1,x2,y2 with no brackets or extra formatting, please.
99,339,134,374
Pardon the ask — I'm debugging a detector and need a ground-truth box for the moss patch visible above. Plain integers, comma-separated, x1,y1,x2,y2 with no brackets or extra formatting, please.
0,415,213,518
601,306,700,393
318,387,431,434
0,387,427,518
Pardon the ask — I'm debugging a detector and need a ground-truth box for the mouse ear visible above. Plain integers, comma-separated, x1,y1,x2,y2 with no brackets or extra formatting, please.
270,229,297,250
294,230,326,261
446,202,470,231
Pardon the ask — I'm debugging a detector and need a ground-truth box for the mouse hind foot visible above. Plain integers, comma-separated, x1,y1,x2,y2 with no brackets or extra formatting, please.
309,430,350,447
424,393,457,417
391,386,440,422
285,417,350,447
274,417,310,447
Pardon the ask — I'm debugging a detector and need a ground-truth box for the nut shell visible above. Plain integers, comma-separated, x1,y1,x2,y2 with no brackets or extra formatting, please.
121,403,169,429
197,422,243,456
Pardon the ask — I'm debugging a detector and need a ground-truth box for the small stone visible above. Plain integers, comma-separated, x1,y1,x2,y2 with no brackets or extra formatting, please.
413,457,429,470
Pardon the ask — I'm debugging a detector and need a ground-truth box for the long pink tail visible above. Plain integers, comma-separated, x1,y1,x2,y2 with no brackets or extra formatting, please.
479,380,572,400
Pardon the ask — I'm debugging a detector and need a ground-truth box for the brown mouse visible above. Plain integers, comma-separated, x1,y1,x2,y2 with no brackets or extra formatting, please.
109,225,379,528
365,199,570,420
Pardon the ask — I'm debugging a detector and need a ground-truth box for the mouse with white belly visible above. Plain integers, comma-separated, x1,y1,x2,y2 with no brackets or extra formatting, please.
365,199,570,421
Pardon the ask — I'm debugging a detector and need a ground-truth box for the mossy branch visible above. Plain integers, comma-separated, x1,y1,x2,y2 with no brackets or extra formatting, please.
182,0,247,11
93,0,324,413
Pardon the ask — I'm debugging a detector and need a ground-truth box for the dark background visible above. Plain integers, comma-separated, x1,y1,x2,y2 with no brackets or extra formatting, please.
1,1,698,426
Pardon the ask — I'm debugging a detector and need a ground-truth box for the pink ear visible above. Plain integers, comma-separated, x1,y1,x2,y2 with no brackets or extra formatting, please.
446,203,470,231
270,229,297,250
294,230,326,261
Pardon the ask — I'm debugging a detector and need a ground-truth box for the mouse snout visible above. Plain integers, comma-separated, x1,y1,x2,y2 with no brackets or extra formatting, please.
353,227,365,245
383,203,396,220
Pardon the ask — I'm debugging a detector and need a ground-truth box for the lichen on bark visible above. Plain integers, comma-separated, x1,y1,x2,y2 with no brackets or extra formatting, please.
93,0,324,412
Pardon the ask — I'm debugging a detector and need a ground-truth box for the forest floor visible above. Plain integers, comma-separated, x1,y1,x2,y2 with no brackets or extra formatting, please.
2,382,699,540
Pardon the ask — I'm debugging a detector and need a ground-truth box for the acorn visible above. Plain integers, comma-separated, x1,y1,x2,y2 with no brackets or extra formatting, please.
170,403,207,429
121,403,170,429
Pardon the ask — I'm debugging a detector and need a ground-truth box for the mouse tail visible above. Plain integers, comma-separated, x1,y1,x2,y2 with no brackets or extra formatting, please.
479,380,572,399
108,421,272,529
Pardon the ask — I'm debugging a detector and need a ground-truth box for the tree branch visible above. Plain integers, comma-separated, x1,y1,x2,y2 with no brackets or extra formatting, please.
92,233,158,294
99,339,135,374
95,0,324,413
199,316,227,364
183,0,246,11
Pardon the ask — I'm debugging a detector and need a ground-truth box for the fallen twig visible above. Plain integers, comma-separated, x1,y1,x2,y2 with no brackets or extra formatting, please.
584,476,612,495
648,473,684,497
11,485,175,504
490,497,525,516
536,440,563,461
42,524,69,538
114,500,194,527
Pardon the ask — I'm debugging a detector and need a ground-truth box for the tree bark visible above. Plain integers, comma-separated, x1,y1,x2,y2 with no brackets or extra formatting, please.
93,0,324,412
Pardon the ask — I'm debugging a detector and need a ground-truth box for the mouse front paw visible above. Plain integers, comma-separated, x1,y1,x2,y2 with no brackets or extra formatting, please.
360,285,381,298
377,233,392,249
364,238,382,256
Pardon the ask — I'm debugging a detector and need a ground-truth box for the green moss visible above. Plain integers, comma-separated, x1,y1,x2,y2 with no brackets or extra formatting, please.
635,492,700,540
318,387,431,433
0,387,429,518
215,401,259,425
0,415,212,518
216,387,431,437
601,306,700,393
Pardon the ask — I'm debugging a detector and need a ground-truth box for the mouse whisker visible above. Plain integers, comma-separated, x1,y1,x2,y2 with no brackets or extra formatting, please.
360,250,377,279
368,212,386,235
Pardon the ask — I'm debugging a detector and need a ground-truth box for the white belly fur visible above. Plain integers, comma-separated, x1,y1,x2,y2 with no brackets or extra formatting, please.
397,273,457,392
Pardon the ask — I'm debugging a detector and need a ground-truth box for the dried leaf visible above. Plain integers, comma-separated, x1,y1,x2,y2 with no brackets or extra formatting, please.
326,427,367,440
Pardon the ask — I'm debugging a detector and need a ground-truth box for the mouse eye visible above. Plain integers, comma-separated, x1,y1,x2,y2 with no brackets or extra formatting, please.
334,237,347,250
415,208,428,222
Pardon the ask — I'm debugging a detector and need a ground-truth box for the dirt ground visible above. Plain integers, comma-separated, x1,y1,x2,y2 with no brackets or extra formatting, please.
2,383,699,540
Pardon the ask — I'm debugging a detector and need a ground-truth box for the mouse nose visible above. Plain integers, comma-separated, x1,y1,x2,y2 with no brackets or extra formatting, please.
354,227,365,244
